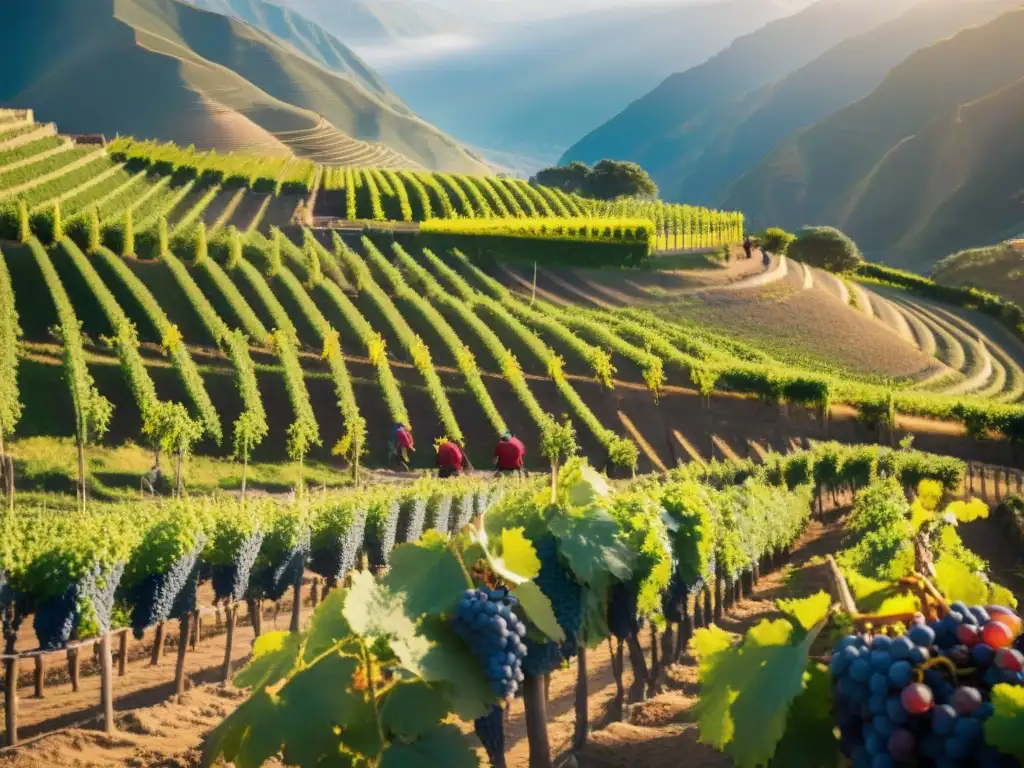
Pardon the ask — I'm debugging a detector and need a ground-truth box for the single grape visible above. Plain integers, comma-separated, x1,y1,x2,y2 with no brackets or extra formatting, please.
909,624,936,648
972,643,995,667
837,635,861,651
888,636,914,661
909,646,930,665
887,728,915,761
982,620,1015,649
872,715,894,737
956,623,981,647
885,696,908,725
932,704,957,736
871,634,893,651
953,715,982,743
995,647,1024,672
888,660,912,687
952,686,982,716
951,602,972,622
971,606,991,625
986,606,1022,636
869,673,890,695
901,683,934,715
947,644,972,667
870,650,892,672
973,702,994,721
865,733,885,756
850,658,872,682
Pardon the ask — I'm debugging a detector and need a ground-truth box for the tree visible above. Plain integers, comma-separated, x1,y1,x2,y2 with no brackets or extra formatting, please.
144,401,203,497
758,227,796,255
585,159,658,200
530,160,658,201
122,208,135,257
787,226,863,273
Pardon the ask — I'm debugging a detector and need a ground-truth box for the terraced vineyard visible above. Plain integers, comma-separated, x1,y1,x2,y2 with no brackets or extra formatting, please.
1,115,1023,486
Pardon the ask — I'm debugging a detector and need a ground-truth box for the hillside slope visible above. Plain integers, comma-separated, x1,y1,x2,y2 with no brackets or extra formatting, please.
726,6,1024,267
673,0,1020,206
269,0,458,42
0,0,489,173
558,0,916,189
376,0,798,168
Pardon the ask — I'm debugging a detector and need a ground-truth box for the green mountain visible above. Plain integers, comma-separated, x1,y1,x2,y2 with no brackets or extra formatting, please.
672,0,1021,205
0,0,488,172
558,0,918,188
183,0,398,93
726,6,1024,268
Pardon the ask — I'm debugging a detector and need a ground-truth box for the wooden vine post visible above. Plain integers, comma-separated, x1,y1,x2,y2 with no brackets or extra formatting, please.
221,604,237,683
4,654,16,747
151,622,165,665
174,613,191,702
572,634,588,751
290,580,302,633
523,673,552,768
99,631,115,734
33,656,43,698
118,631,129,676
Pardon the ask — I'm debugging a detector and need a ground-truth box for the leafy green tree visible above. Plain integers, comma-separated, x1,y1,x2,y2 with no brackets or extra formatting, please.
758,227,795,255
532,161,590,193
530,160,658,201
123,208,135,257
787,226,863,273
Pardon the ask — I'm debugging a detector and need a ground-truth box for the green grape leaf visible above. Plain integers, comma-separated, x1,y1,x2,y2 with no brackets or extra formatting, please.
565,464,610,507
512,581,565,643
383,541,467,619
234,631,300,691
379,680,450,739
694,616,825,768
582,585,609,649
203,689,279,768
777,591,831,633
277,653,365,766
548,507,633,589
342,570,431,674
690,624,735,681
985,683,1024,760
378,724,479,768
418,617,493,721
304,587,351,662
770,663,839,767
498,528,540,580
935,556,990,607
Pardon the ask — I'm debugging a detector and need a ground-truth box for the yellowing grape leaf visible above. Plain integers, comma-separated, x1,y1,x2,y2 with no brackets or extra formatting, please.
990,582,1019,610
512,581,566,643
694,616,825,768
935,557,990,607
777,591,831,633
382,541,468,619
499,528,540,580
233,631,300,692
916,479,943,511
909,499,934,533
690,625,735,681
947,498,989,524
984,683,1024,760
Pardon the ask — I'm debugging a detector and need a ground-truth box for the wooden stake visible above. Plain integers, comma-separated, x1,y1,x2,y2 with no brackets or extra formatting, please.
151,622,165,665
174,614,191,703
33,656,43,698
118,631,128,677
627,632,648,703
99,632,114,734
4,657,17,747
290,582,302,633
310,579,320,609
190,611,201,651
572,641,588,751
68,648,80,692
221,605,237,683
523,674,552,768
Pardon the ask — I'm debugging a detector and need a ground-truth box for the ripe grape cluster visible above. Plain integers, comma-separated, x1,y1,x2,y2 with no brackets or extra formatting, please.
533,536,582,659
211,531,263,603
607,580,641,641
453,587,527,698
129,538,205,637
831,602,1023,767
473,704,506,768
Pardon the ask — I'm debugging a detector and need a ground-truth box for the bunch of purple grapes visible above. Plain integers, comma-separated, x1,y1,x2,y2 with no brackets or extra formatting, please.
453,587,528,699
831,602,1023,767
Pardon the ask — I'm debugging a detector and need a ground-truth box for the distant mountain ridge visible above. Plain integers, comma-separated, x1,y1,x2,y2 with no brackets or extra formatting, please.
266,0,459,42
726,5,1024,267
0,0,489,173
559,0,920,187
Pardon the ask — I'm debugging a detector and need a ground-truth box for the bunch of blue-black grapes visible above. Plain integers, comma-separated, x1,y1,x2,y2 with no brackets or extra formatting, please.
831,601,1023,767
453,587,528,699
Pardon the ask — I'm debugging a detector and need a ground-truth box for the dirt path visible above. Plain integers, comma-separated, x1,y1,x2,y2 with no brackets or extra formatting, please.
0,516,847,768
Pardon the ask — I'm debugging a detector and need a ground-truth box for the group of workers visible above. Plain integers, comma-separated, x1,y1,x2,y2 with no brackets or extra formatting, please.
390,424,526,477
743,236,771,268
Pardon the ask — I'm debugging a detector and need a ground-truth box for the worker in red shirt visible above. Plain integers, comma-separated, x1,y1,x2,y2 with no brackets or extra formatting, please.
494,432,525,475
390,423,414,470
436,438,467,478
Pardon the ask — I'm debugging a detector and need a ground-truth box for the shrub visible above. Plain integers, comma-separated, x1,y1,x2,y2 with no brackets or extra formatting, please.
787,226,863,273
758,227,795,255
